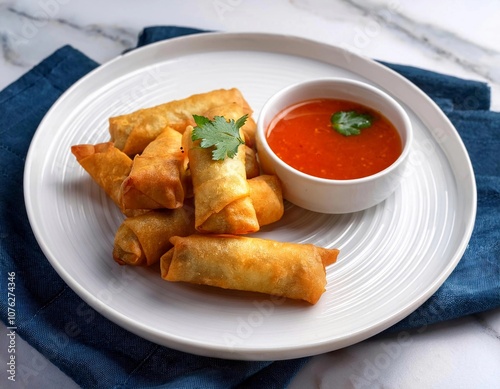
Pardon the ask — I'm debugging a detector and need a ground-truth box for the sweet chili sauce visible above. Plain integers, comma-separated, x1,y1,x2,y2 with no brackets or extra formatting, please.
266,99,402,180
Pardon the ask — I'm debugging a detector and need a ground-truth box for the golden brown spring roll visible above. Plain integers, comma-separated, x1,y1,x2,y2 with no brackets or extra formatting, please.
113,208,195,266
160,235,339,304
248,175,284,226
202,102,257,148
71,142,133,214
180,128,194,199
109,88,252,156
245,146,260,179
187,126,259,234
121,127,188,210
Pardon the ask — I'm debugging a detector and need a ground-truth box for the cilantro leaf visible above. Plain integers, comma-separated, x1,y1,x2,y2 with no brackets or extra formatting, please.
192,114,247,160
331,111,373,136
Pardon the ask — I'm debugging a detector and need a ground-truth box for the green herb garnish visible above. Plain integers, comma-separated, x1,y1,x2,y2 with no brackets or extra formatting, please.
192,114,247,160
331,111,374,136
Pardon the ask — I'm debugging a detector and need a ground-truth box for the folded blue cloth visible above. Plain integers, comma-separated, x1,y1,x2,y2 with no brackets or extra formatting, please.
0,26,499,388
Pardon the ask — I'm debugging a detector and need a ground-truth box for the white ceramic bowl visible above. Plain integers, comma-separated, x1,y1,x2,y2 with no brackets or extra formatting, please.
256,78,413,214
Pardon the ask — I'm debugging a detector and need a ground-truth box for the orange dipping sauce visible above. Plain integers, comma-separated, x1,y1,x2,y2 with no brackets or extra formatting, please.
266,99,403,180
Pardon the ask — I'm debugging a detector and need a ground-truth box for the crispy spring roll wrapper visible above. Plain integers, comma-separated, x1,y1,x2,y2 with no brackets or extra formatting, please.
187,126,259,234
180,134,258,195
245,146,260,179
202,102,257,148
181,129,194,198
109,88,252,156
71,142,139,216
121,127,188,210
248,175,284,226
113,208,195,266
161,235,339,304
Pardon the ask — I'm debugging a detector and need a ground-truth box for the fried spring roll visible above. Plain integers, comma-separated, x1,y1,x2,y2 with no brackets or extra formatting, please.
202,102,257,148
181,128,194,198
202,102,259,177
113,208,195,266
71,142,134,215
187,126,259,234
245,147,260,179
248,175,284,226
121,127,188,210
109,88,252,155
160,235,339,304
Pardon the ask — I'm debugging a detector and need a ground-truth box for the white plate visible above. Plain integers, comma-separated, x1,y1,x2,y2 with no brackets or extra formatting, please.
24,32,476,360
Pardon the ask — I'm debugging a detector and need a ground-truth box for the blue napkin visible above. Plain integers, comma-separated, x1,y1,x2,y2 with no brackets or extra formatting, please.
0,26,498,388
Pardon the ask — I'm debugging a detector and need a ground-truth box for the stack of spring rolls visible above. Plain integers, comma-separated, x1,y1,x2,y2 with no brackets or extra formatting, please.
71,88,339,304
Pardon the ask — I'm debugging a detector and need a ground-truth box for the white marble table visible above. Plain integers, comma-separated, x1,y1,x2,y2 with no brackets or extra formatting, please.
1,1,499,387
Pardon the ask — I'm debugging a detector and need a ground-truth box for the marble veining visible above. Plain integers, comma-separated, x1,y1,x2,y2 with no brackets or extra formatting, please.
7,6,136,47
0,2,136,67
0,27,24,66
291,0,500,83
473,314,500,342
